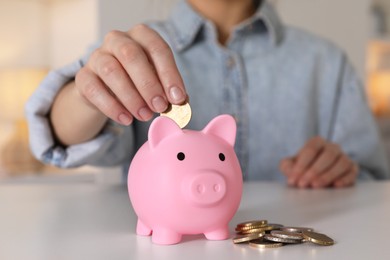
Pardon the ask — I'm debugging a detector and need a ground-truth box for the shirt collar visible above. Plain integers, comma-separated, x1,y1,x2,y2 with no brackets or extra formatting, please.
168,0,285,52
251,1,285,45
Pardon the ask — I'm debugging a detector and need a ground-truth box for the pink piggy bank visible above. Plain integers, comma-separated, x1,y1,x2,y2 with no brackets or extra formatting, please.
128,114,243,245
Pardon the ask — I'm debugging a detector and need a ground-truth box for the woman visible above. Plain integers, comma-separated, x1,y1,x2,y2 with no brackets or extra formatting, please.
26,0,389,187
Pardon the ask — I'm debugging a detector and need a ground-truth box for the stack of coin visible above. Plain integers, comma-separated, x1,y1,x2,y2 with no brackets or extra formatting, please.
233,220,334,249
160,101,192,128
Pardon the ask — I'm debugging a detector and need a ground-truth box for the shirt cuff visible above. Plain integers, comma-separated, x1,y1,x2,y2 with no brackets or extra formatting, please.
41,122,133,168
25,59,134,168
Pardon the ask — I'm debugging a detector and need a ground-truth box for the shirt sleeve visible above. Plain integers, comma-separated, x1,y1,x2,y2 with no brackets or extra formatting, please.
25,46,136,168
330,55,390,180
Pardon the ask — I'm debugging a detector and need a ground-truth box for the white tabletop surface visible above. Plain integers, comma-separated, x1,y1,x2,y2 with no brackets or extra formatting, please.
1,181,390,260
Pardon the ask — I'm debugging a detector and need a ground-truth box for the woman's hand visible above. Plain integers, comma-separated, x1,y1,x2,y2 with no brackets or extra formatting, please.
75,24,187,125
280,137,359,188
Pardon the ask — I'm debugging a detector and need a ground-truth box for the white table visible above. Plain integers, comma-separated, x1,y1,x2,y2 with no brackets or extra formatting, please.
1,181,390,260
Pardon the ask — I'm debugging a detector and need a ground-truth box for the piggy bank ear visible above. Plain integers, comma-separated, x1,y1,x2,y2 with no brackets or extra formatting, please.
149,116,182,149
202,114,237,146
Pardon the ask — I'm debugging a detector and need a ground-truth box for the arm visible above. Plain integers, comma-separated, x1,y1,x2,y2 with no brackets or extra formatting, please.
26,24,187,167
50,80,107,145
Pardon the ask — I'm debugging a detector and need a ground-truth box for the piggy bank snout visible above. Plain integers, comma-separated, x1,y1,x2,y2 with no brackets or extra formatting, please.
185,172,227,206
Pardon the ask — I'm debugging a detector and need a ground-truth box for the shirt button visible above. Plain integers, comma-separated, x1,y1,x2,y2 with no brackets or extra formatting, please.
226,57,235,69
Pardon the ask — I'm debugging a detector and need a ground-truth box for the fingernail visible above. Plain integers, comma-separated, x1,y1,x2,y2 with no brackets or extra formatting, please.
138,107,153,121
119,113,132,125
152,95,168,112
288,178,295,186
169,86,185,103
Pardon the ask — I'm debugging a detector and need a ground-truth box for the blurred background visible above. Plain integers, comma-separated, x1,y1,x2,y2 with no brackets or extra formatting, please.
0,0,389,183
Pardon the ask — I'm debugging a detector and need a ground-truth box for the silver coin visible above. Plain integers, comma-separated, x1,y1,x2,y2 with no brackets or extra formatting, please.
264,234,302,244
271,230,304,240
280,227,314,233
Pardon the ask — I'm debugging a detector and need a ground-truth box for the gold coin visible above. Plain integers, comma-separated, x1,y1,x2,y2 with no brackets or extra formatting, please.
237,220,268,228
160,102,192,128
235,224,269,232
238,225,273,234
302,230,334,246
267,223,284,230
249,238,283,249
232,232,265,244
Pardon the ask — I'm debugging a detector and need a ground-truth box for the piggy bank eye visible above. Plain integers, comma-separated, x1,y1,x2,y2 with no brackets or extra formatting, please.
219,153,225,161
177,152,185,161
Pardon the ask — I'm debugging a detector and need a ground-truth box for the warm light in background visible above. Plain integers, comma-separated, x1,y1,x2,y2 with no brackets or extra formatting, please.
367,40,390,116
0,68,48,175
0,68,48,122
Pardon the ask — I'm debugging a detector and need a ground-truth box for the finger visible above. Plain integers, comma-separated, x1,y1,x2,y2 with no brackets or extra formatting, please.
279,157,296,185
279,157,295,175
75,67,133,125
311,156,353,188
289,137,326,186
297,143,341,188
104,30,169,112
88,50,153,121
129,24,187,104
334,164,359,188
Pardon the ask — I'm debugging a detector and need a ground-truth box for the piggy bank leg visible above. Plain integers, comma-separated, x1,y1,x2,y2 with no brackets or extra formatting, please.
136,219,152,236
204,226,229,240
152,227,182,245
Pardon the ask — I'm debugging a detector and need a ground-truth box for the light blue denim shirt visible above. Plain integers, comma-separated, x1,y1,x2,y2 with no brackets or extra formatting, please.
26,0,389,181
